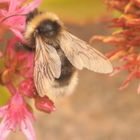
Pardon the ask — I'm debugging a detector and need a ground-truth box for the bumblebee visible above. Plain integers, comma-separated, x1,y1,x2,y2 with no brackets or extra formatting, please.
22,10,113,101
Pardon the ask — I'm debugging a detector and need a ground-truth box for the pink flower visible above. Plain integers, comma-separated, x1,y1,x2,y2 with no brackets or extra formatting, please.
5,37,34,79
92,0,140,93
0,0,42,40
0,93,36,140
19,78,36,98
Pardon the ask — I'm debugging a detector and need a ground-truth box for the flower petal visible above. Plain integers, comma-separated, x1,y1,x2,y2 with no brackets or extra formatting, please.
0,105,8,117
137,83,140,94
8,0,16,12
18,0,42,14
0,118,11,140
10,28,24,41
0,9,7,16
21,117,36,140
0,0,10,3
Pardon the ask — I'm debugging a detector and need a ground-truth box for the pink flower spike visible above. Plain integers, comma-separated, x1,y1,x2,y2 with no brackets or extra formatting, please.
0,93,36,140
0,0,42,39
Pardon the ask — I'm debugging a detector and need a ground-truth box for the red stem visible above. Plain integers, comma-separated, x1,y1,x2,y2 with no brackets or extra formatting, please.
6,82,17,95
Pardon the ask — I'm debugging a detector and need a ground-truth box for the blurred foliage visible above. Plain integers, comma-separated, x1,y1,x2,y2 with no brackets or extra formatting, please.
40,0,107,23
0,86,10,106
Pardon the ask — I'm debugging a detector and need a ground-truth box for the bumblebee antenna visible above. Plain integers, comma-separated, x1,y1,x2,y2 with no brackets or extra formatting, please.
0,14,27,23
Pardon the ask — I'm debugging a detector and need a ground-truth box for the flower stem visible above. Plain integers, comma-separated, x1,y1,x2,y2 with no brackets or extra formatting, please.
6,82,17,95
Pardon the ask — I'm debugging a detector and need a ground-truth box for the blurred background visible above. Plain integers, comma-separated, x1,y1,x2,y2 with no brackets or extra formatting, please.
6,0,140,140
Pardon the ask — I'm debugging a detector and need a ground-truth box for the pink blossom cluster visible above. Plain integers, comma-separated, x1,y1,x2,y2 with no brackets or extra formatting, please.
92,0,140,93
0,0,55,139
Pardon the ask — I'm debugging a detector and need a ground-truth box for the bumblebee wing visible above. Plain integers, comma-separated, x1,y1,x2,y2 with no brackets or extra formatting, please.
34,36,61,98
59,31,113,73
35,36,61,80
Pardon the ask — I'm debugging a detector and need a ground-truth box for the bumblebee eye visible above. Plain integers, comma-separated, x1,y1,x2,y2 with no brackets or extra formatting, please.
37,20,61,38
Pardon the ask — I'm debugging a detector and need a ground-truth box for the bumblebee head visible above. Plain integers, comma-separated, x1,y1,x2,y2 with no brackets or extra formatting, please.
25,11,63,41
37,19,61,38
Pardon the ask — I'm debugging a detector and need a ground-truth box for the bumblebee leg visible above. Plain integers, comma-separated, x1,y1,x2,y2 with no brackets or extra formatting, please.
15,42,35,52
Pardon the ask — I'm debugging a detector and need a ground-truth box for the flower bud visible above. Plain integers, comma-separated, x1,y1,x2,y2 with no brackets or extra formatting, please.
35,96,56,113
